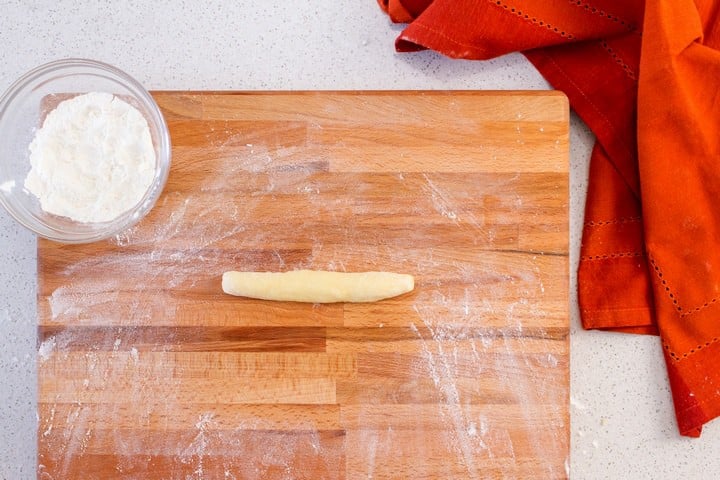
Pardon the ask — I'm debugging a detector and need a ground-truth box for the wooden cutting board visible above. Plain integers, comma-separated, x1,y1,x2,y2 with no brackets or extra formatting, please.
37,91,569,479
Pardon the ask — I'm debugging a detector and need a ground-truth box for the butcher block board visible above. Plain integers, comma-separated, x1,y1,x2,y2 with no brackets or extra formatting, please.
37,91,569,479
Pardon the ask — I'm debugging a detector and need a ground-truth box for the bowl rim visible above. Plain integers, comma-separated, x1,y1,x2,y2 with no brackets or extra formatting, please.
0,58,172,244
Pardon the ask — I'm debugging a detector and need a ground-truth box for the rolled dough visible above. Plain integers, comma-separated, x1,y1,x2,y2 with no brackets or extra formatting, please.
221,270,414,303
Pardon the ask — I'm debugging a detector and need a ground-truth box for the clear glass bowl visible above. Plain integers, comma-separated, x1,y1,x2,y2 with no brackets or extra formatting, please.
0,58,171,243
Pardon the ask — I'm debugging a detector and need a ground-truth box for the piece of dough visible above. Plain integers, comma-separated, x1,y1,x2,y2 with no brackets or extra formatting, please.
221,270,414,303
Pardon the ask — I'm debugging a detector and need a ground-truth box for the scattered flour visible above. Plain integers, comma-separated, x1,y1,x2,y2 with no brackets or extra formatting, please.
129,347,139,363
38,336,56,362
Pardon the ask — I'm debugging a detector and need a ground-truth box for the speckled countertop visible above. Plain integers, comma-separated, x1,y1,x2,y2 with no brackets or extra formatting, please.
1,2,718,479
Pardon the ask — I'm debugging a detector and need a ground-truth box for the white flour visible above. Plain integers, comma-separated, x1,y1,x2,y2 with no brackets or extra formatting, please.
25,92,156,223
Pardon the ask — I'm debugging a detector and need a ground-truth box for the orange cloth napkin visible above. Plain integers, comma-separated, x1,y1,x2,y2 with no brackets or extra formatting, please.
378,0,720,437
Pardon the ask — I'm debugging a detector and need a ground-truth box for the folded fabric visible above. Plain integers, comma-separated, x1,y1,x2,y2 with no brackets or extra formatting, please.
378,0,720,437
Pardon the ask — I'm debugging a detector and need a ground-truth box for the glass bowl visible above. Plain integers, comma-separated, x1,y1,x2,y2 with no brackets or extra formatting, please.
0,58,171,243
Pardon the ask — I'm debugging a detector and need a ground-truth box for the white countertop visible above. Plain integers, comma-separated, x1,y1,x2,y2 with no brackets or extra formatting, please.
1,2,718,478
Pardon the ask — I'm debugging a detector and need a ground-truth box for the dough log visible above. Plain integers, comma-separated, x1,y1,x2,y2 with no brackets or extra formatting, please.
221,270,414,303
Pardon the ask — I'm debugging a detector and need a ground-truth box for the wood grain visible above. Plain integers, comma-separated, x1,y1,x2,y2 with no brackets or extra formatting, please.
37,91,569,479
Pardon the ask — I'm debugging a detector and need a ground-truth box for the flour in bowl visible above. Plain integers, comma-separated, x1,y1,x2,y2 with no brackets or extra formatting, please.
24,92,156,223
